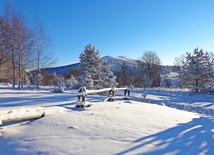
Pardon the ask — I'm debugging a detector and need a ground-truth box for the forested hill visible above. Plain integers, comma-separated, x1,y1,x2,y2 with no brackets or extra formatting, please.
43,56,177,75
43,63,82,75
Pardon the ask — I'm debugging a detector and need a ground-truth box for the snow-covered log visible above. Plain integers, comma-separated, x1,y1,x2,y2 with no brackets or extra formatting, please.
0,108,44,126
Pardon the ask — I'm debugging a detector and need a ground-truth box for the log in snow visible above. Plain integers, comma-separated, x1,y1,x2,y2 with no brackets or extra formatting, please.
0,107,44,126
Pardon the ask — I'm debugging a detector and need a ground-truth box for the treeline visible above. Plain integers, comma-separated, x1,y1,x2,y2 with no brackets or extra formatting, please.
74,44,162,89
66,45,214,92
47,44,162,91
0,5,55,89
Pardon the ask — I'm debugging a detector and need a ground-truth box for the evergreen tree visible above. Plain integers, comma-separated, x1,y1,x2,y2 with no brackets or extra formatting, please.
66,75,78,88
51,72,58,86
31,71,42,87
181,48,213,92
57,77,65,92
79,44,101,89
99,59,117,88
82,71,94,89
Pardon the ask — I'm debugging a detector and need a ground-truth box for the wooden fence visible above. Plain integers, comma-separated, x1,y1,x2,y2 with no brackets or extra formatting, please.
76,87,131,108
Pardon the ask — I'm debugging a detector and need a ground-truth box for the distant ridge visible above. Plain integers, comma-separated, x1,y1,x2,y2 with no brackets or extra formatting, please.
42,56,177,75
101,55,138,72
43,63,81,75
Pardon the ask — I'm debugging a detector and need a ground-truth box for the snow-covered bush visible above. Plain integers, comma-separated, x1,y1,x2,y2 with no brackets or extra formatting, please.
51,72,58,86
66,75,78,88
51,77,65,93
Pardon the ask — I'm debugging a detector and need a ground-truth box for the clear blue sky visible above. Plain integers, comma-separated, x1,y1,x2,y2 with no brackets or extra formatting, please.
1,0,214,67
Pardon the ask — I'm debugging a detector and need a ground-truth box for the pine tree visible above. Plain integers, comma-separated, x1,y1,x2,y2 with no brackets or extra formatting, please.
82,71,94,89
181,48,213,92
31,71,42,87
99,59,118,88
57,77,65,92
79,44,101,89
66,75,78,88
51,72,58,86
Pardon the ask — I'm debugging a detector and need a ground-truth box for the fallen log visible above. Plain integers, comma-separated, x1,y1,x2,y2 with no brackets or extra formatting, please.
0,108,44,127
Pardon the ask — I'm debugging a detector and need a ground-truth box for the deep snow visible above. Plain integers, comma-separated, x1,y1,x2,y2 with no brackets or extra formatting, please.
0,84,213,155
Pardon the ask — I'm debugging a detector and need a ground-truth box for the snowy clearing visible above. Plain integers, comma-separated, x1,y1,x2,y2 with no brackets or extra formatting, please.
0,85,214,155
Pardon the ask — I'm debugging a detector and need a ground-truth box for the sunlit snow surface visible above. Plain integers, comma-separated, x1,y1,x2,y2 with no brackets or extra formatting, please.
0,84,213,155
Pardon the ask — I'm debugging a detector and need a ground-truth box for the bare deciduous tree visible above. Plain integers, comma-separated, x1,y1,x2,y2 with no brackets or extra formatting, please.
116,61,130,86
139,51,161,87
13,14,34,89
0,16,10,82
5,3,17,87
33,17,56,89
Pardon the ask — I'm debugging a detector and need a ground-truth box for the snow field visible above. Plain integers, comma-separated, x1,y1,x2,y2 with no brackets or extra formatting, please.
0,86,213,154
0,101,204,155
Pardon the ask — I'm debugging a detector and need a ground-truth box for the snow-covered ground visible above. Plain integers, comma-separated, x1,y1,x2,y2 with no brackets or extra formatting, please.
0,84,213,155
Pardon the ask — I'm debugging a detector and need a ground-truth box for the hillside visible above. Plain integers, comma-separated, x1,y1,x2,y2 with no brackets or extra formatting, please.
43,56,176,75
43,63,82,75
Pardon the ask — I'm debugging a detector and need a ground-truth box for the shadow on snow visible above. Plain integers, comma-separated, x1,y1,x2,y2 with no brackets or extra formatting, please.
116,116,214,155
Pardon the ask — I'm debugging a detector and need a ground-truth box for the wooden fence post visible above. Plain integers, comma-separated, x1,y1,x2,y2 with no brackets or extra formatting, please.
124,87,131,100
108,88,116,101
124,88,130,96
76,87,87,108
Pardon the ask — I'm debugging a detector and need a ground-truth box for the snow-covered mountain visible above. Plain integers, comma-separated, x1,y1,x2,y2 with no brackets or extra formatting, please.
43,56,139,75
42,55,177,76
102,55,138,72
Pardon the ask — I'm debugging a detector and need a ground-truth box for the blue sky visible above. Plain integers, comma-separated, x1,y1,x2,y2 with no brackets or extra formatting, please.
1,0,214,66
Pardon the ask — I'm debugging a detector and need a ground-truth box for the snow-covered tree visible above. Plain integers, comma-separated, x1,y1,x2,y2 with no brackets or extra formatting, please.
82,71,94,89
51,76,65,93
207,52,214,87
181,48,213,92
99,59,117,88
32,71,42,87
66,75,78,88
79,44,101,89
79,44,119,89
51,72,58,86
173,55,186,88
57,77,65,92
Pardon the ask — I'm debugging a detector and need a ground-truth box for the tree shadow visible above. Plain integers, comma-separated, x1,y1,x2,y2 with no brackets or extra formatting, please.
116,116,214,155
0,94,76,108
